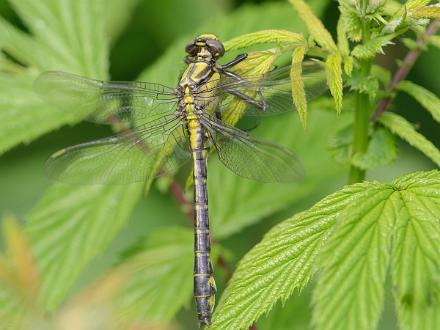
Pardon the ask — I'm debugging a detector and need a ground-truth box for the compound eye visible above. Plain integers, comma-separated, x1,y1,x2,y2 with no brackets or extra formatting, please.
206,39,225,57
185,41,198,55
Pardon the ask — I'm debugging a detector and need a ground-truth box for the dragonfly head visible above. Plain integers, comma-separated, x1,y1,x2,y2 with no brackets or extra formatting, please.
185,34,225,60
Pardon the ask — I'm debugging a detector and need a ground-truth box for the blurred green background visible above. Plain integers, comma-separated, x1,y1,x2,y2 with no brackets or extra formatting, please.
0,0,438,329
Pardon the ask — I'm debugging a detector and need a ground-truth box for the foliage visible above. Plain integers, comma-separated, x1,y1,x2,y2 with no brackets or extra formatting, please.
210,171,440,330
0,0,439,329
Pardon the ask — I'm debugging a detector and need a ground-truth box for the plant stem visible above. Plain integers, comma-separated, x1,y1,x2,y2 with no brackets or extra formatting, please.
348,10,372,184
372,19,440,121
348,79,370,183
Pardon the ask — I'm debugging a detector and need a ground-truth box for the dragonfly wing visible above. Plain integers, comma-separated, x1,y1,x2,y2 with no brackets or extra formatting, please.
196,60,327,117
35,71,178,125
45,116,189,184
200,114,304,183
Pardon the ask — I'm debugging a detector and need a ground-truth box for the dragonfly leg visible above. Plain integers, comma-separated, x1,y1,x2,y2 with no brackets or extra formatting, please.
220,53,248,70
221,69,268,111
221,69,246,83
227,89,267,111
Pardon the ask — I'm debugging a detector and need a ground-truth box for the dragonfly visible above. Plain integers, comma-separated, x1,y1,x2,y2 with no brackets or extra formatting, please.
35,33,327,326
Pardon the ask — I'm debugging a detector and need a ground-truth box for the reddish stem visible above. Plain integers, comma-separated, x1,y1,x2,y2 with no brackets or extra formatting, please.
372,19,440,121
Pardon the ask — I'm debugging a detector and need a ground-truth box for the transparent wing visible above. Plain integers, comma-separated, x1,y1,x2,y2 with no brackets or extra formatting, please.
196,60,327,116
34,71,178,125
200,114,304,183
45,115,190,184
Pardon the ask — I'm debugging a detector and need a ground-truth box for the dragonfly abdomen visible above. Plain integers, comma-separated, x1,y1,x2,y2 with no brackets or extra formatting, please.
187,120,216,326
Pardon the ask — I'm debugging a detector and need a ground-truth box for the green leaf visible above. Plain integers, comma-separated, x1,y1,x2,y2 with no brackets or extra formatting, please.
326,53,343,114
347,71,380,100
210,180,362,330
352,127,397,169
115,227,193,325
211,170,440,330
406,0,431,11
338,0,363,42
397,80,440,123
379,112,440,167
352,34,397,59
336,15,354,76
289,0,337,51
412,5,440,18
0,74,78,155
312,186,395,330
224,29,305,51
391,171,440,330
0,0,110,154
291,46,307,128
7,0,108,76
382,5,407,34
26,183,143,310
337,16,350,56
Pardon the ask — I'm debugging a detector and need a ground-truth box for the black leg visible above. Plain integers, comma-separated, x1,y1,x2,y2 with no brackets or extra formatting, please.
221,69,247,83
220,53,248,70
227,89,267,110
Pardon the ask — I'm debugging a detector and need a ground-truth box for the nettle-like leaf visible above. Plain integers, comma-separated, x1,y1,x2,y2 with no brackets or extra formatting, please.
0,0,109,154
210,170,440,330
382,3,407,34
326,53,343,114
379,112,440,167
291,45,308,128
338,0,364,42
347,71,380,100
115,227,193,326
397,80,440,123
391,172,440,330
336,16,354,76
352,33,398,59
0,0,141,154
412,5,440,18
289,0,343,118
406,0,432,11
312,186,395,330
289,0,337,52
26,183,143,310
224,29,305,50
